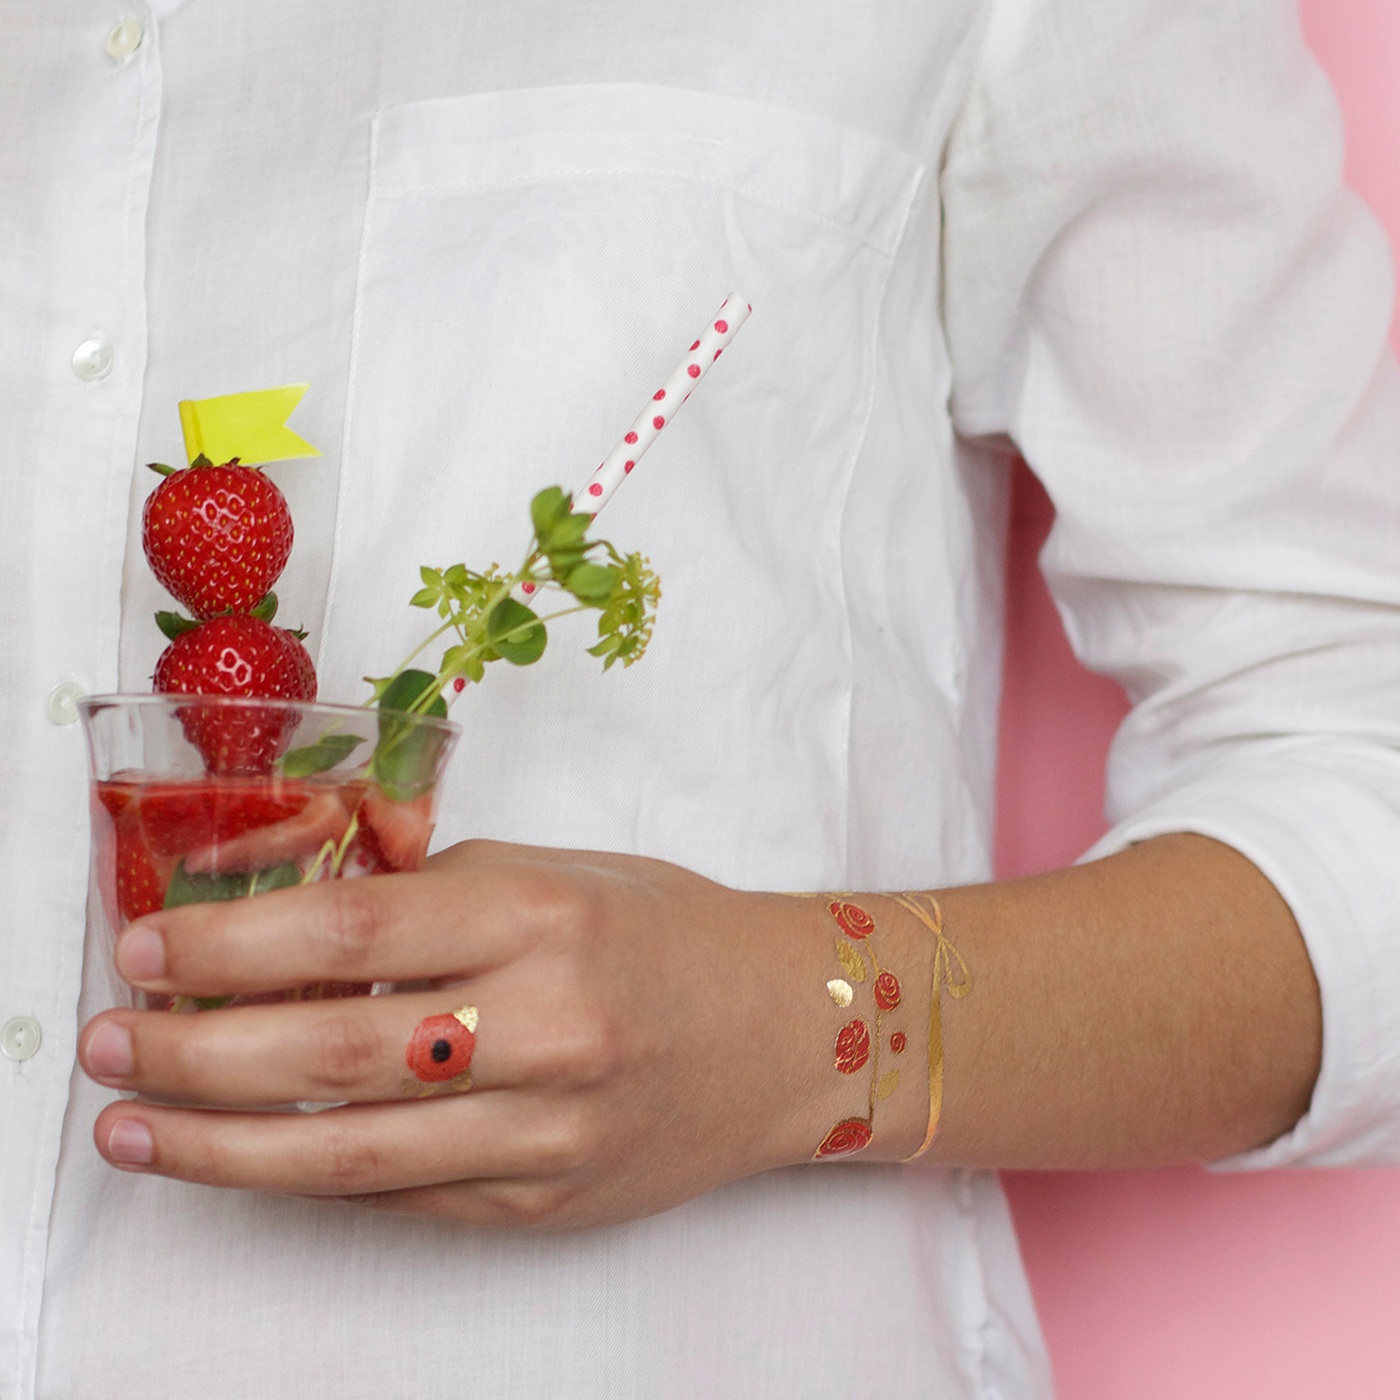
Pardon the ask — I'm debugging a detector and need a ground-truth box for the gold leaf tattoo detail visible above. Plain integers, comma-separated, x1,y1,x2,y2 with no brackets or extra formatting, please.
835,939,867,983
827,979,854,1008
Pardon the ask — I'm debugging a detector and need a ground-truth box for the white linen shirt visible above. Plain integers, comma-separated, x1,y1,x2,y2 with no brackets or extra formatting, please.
4,1,1399,1397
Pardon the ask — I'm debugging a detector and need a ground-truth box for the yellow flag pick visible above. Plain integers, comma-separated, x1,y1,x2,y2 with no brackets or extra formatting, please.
177,383,321,466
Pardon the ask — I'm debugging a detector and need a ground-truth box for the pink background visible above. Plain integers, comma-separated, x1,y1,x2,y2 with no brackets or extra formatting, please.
994,4,1400,1394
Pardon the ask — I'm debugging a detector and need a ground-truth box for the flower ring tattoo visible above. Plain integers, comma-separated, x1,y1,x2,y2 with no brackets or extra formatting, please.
404,1006,478,1096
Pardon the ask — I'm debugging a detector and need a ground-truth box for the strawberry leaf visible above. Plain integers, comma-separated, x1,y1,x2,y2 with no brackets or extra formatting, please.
155,610,200,641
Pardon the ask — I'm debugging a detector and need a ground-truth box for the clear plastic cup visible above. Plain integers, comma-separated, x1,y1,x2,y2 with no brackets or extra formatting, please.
80,694,459,1013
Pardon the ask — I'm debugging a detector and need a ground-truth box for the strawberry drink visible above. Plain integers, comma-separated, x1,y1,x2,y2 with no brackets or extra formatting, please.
82,694,456,1011
81,442,459,1013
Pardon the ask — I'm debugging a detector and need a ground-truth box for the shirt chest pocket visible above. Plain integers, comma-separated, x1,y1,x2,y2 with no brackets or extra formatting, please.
321,83,924,878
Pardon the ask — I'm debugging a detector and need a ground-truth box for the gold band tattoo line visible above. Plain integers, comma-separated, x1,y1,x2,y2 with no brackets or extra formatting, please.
890,893,971,1162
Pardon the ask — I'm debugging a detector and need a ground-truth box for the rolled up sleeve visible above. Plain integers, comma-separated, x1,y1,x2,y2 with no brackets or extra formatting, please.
943,0,1400,1165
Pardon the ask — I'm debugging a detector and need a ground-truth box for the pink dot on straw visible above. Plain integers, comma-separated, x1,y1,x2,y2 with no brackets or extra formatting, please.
624,460,634,473
690,340,701,351
653,390,666,401
589,482,603,497
688,364,701,378
625,432,638,444
522,581,535,593
653,415,665,429
713,349,723,360
715,319,728,333
453,677,466,693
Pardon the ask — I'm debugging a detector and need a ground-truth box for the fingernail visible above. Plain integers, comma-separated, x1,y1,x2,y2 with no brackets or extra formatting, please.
107,1118,154,1166
87,1022,134,1079
117,925,166,983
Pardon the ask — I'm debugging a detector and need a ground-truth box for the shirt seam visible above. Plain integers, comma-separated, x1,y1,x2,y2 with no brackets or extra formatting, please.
836,161,928,879
375,168,910,259
319,110,383,680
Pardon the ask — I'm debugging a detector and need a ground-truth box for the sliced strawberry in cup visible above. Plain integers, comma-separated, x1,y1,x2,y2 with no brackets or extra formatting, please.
357,787,436,872
183,787,362,874
138,780,314,859
116,825,172,922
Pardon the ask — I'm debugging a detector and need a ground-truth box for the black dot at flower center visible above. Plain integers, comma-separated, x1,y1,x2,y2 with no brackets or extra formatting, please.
431,1038,453,1063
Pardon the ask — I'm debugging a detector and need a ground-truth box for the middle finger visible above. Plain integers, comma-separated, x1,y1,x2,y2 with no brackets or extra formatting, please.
79,980,598,1108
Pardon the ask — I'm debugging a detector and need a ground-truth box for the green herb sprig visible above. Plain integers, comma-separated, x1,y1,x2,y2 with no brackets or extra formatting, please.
367,485,660,718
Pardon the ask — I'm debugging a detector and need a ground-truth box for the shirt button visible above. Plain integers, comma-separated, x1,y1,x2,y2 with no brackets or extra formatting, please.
46,680,87,726
1,1017,42,1062
72,336,114,382
104,19,144,59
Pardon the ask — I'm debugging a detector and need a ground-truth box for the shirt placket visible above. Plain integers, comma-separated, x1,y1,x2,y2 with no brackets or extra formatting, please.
0,6,161,1398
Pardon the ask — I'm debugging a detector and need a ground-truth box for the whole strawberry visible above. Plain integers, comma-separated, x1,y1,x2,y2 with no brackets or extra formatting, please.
155,614,317,773
155,614,316,699
143,455,294,619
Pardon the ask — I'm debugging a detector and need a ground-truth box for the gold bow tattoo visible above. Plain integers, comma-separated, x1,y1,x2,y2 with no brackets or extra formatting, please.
890,893,971,1161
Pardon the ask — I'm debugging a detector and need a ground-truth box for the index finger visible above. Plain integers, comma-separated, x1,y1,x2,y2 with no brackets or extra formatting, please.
114,862,575,997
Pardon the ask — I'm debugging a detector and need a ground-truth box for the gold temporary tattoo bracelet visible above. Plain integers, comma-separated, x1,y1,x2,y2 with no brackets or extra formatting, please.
813,899,910,1160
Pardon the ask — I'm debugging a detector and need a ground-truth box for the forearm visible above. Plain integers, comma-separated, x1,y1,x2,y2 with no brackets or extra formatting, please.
898,833,1321,1168
80,834,1322,1225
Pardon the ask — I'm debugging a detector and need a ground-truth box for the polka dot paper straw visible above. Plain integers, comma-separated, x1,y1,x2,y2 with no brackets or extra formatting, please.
580,293,751,513
519,293,750,603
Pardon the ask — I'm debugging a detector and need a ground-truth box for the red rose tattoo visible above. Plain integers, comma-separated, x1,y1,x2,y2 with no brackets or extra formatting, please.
834,1017,871,1075
829,900,875,940
814,1118,874,1160
890,1032,908,1054
874,970,901,1011
406,1009,477,1084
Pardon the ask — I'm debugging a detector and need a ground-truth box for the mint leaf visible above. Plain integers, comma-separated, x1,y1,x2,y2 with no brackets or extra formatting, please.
163,858,302,910
377,669,448,718
563,561,616,603
486,597,547,665
278,732,366,777
372,669,450,800
530,486,569,539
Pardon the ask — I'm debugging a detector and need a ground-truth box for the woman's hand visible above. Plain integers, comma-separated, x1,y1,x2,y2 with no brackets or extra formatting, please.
78,841,934,1229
